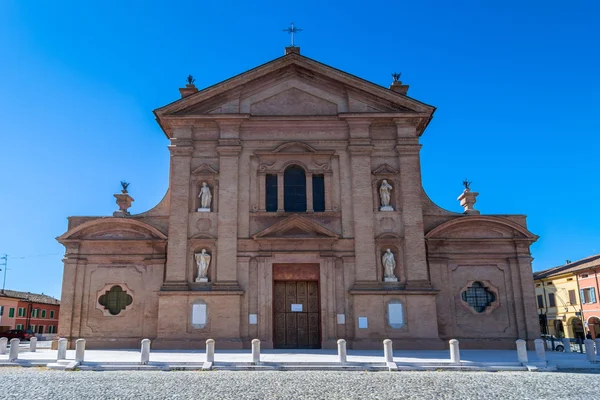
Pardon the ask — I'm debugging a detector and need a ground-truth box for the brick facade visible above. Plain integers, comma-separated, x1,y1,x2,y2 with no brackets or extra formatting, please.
57,48,540,350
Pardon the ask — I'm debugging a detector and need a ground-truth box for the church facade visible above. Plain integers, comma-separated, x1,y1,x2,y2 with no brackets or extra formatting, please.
57,47,540,350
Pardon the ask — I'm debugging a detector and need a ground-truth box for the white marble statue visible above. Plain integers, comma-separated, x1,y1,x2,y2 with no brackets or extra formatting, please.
195,249,211,282
198,182,212,211
382,249,398,282
379,180,393,211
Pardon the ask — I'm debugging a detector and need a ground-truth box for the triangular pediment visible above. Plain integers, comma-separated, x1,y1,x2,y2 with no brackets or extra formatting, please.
372,163,399,175
154,53,434,124
253,214,340,240
251,87,338,116
192,163,219,176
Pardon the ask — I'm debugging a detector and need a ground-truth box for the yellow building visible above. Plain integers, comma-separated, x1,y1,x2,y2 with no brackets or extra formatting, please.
534,263,584,339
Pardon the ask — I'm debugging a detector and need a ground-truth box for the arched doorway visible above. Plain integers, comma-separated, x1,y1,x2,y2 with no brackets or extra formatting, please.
588,317,600,339
553,320,565,338
568,317,585,340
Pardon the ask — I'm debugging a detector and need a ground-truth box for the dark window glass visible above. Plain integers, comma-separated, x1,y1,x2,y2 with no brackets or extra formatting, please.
548,293,556,307
537,295,544,309
312,174,325,212
266,174,278,212
98,285,133,316
461,281,496,313
284,166,306,212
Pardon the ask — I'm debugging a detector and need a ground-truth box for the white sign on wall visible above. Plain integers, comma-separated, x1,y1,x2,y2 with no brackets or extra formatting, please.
291,304,303,312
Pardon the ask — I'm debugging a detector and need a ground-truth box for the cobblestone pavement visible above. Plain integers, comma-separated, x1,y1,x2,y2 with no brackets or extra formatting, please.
0,368,598,399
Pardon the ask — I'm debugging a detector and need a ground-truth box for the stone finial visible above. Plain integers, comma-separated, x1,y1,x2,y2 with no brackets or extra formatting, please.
389,72,409,95
114,182,134,217
179,75,198,98
457,181,479,215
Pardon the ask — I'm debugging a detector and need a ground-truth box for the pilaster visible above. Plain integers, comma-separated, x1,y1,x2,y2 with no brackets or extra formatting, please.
395,121,430,287
277,173,284,212
215,120,242,286
164,128,194,288
306,172,314,212
347,120,377,282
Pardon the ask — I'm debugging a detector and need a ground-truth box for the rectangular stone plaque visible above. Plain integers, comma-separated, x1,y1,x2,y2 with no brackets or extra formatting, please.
291,304,303,312
191,304,207,327
358,317,368,329
388,303,404,328
337,314,346,324
249,314,258,325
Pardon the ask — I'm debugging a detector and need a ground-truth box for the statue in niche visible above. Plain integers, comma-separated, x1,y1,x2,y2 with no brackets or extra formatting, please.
382,249,398,282
195,249,211,282
379,180,394,211
198,182,212,212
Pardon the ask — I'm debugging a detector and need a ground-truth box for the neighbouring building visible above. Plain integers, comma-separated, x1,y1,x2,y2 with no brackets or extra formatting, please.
533,254,600,340
0,295,20,332
57,46,540,350
0,290,60,335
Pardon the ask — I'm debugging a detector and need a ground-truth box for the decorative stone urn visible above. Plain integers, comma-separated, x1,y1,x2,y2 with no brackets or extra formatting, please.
113,183,134,217
457,188,479,215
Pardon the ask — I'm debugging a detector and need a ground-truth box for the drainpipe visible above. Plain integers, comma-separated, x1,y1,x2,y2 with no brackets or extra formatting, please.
575,273,583,341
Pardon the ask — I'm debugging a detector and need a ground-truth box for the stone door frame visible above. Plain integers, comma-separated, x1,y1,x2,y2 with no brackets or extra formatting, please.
256,252,337,349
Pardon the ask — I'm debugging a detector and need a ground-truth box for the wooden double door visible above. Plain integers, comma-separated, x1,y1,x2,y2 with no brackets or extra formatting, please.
274,280,320,349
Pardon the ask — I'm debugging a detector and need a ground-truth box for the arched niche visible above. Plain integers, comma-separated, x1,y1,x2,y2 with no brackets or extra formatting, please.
371,164,400,213
375,234,404,283
188,237,217,284
191,163,219,212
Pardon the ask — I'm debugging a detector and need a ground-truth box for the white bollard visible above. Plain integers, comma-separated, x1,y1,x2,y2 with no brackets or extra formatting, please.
383,339,393,362
252,339,261,364
562,338,571,353
449,339,461,365
29,337,37,352
140,339,151,365
584,339,596,362
337,339,347,364
57,338,67,360
9,339,19,361
206,339,215,363
534,339,546,362
595,339,600,356
75,339,86,363
515,339,528,364
0,337,7,354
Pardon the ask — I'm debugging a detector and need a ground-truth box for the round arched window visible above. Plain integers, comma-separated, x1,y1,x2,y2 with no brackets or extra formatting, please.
284,166,306,212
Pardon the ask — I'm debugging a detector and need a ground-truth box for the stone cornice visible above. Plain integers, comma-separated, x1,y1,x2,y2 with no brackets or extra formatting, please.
168,145,194,156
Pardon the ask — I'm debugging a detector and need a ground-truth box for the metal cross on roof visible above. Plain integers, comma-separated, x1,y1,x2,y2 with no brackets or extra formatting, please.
283,22,303,47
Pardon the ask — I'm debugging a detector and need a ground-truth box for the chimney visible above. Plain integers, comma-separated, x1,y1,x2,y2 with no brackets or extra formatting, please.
285,46,300,55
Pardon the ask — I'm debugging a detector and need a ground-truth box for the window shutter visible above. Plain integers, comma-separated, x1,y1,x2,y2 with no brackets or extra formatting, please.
580,289,585,304
591,288,597,303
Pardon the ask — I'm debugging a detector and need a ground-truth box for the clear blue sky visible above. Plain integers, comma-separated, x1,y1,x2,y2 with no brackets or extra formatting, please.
1,1,598,299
